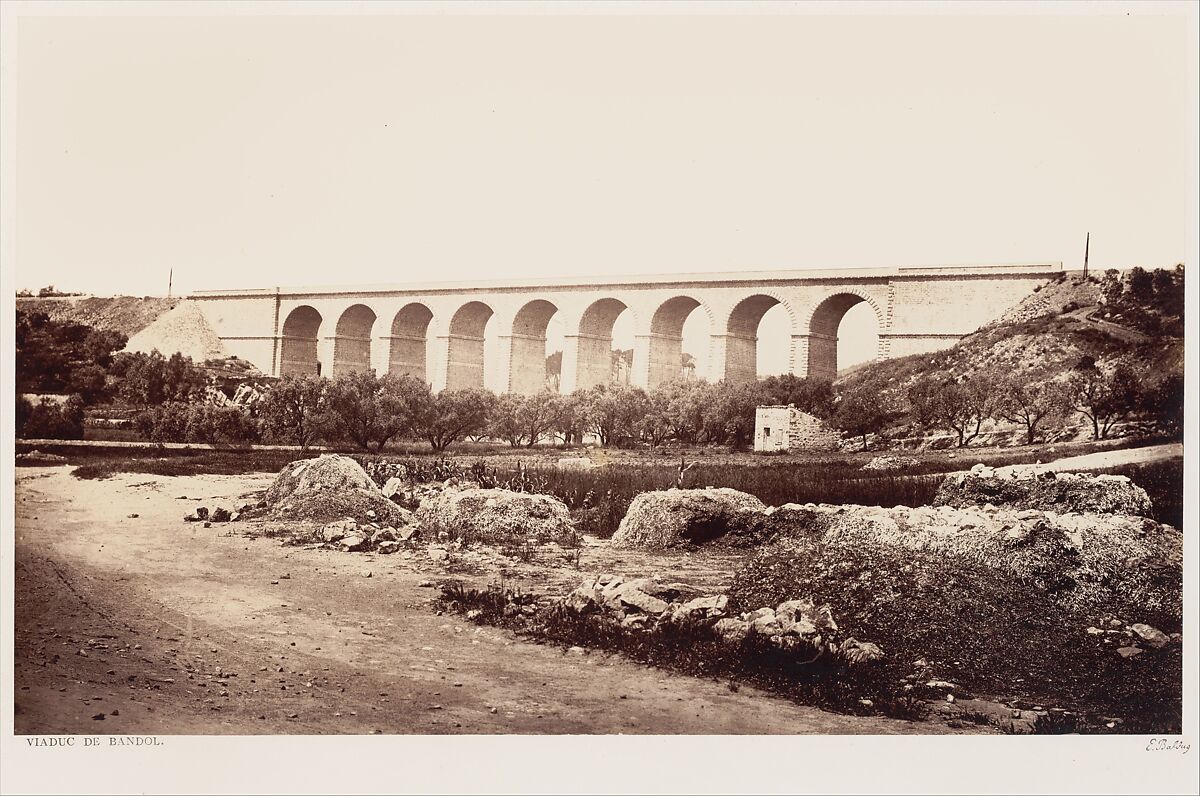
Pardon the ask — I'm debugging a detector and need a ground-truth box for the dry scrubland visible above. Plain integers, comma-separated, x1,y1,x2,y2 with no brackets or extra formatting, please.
25,446,1173,735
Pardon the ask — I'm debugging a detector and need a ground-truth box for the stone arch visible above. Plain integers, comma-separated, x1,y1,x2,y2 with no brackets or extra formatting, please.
569,298,634,391
445,300,494,390
279,305,323,377
507,299,560,394
803,289,885,381
388,302,434,381
720,292,800,382
646,295,714,387
331,304,378,377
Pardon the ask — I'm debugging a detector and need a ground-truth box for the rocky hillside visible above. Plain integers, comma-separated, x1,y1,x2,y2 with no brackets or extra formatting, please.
16,295,180,340
839,267,1185,396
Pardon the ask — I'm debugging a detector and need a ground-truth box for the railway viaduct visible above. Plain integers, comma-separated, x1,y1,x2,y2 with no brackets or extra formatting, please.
189,262,1061,393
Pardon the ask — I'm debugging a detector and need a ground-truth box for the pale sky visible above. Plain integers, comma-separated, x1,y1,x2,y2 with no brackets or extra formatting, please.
11,7,1194,373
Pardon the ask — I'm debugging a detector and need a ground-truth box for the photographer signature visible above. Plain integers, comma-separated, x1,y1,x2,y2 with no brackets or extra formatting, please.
1145,739,1190,754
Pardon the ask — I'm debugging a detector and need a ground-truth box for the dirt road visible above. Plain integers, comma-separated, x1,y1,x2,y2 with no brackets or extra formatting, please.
13,466,966,735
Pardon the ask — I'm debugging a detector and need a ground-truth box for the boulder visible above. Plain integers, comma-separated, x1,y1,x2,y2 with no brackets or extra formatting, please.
210,507,232,523
382,477,407,500
712,618,750,644
933,466,1154,517
839,638,884,665
322,519,357,543
611,488,768,549
598,578,669,616
415,488,577,546
339,534,368,552
1129,623,1170,649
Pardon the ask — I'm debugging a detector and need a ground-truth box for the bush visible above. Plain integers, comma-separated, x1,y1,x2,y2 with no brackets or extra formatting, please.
136,402,258,445
18,395,85,439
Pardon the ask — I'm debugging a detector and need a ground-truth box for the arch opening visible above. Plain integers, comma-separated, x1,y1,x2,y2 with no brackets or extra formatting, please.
806,293,880,381
446,301,494,390
508,299,560,395
724,294,784,383
332,304,378,377
572,298,631,390
279,305,322,377
388,303,433,382
649,296,710,387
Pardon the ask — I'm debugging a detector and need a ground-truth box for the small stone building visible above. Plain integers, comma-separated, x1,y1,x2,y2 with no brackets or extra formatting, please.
754,405,842,453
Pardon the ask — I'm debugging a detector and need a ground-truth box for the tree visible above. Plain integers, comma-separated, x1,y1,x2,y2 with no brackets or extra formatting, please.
258,375,327,450
15,310,126,401
548,392,586,446
408,387,497,452
18,395,85,440
908,374,996,447
701,380,766,449
1066,363,1141,440
993,375,1070,445
488,392,560,447
321,371,410,452
830,385,889,451
579,384,649,447
639,387,676,448
759,374,835,418
658,379,713,444
1145,373,1184,436
111,350,206,406
1128,266,1154,303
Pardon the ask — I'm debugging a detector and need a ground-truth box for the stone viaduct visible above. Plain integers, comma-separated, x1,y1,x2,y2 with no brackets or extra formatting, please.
189,263,1062,393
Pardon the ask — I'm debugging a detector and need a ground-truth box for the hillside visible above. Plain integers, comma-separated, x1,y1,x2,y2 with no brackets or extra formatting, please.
838,267,1185,398
16,295,180,340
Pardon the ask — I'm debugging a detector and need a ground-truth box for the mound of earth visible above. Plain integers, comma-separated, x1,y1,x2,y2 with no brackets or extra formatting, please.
123,299,227,362
263,455,411,525
934,464,1154,517
610,488,767,549
727,533,1182,730
415,488,577,546
750,501,1180,625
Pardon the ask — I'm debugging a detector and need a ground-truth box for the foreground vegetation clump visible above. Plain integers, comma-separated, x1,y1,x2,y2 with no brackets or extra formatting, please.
416,488,580,547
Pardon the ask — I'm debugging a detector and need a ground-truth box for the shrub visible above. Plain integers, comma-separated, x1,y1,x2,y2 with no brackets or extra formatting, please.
18,395,85,439
136,402,257,445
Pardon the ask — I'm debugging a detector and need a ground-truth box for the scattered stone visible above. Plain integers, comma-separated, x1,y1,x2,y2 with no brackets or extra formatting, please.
1129,623,1170,649
127,513,139,519
210,507,232,523
1116,646,1144,658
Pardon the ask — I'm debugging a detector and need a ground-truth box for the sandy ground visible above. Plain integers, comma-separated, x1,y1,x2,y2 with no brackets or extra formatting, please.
13,466,975,736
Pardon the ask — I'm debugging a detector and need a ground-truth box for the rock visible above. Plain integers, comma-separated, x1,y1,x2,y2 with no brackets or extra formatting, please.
371,527,399,544
195,506,210,520
366,509,377,520
264,455,410,524
381,477,407,500
666,594,728,623
713,618,750,644
339,535,368,552
933,467,1154,517
1117,646,1144,658
322,520,356,543
376,541,399,554
1129,623,1170,649
396,526,418,542
611,488,768,549
127,513,139,519
776,599,838,633
597,578,670,615
415,488,576,546
428,547,449,563
360,570,372,578
210,507,232,523
417,580,435,588
229,512,240,522
861,456,919,472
